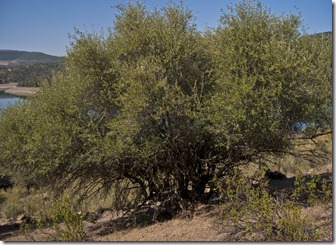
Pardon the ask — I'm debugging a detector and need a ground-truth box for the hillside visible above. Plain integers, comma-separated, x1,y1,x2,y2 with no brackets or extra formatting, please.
0,50,64,86
309,31,332,37
0,62,64,86
0,50,64,67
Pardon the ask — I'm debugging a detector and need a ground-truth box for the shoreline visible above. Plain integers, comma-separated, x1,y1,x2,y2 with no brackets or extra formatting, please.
0,83,39,96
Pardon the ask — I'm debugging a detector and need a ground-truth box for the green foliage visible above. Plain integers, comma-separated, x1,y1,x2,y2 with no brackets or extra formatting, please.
20,195,87,241
47,196,87,241
0,0,332,216
206,0,331,156
216,174,322,241
291,174,332,206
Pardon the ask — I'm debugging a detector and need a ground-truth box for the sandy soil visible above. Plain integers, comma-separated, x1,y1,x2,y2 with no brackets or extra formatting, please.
0,83,39,96
91,205,223,241
0,83,17,91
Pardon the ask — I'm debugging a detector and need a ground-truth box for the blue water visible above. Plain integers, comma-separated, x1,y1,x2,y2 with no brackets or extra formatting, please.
294,121,314,132
0,91,21,109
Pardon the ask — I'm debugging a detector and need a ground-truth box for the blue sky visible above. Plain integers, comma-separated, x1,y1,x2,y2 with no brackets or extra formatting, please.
0,0,332,56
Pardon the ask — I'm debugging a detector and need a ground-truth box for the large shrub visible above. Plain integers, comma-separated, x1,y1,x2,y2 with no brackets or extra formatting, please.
0,1,331,214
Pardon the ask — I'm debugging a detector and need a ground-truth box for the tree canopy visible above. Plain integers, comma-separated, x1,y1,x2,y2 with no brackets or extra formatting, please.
0,0,331,213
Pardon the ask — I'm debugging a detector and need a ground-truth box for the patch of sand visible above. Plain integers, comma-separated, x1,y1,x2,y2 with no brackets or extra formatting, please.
4,87,39,96
0,83,17,91
0,83,39,96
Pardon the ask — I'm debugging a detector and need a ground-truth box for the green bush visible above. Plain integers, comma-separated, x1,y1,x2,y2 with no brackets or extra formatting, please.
215,174,321,241
291,174,332,206
48,196,87,241
21,195,87,241
0,0,331,215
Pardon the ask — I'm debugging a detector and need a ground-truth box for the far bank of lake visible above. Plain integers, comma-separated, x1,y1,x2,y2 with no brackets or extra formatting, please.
0,83,39,96
0,83,39,109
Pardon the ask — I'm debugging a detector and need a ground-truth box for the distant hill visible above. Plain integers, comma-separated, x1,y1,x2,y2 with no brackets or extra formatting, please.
310,31,332,37
0,50,64,67
322,31,331,35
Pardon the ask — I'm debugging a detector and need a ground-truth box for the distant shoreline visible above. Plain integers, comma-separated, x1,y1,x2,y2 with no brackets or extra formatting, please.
0,83,39,96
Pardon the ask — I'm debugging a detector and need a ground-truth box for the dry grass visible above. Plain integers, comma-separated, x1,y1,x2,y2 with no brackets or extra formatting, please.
239,133,332,178
301,204,333,241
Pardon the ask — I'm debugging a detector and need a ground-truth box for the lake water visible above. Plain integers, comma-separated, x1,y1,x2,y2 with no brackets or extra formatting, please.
0,91,22,109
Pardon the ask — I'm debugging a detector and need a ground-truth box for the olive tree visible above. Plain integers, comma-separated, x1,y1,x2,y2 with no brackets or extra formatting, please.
0,1,331,214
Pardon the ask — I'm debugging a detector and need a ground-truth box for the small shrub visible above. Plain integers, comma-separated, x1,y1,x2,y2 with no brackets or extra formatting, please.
46,196,87,241
291,174,332,206
21,195,87,241
273,198,320,241
215,174,321,241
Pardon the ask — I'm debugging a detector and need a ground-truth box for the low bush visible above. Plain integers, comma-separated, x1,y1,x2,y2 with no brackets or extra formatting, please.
21,195,87,241
215,173,325,241
291,174,332,206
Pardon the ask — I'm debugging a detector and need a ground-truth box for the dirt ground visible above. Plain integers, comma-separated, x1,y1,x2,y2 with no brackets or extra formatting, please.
87,205,223,241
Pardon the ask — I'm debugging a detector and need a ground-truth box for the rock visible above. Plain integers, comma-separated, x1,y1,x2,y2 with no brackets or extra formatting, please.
265,169,287,180
156,211,173,222
16,214,31,223
0,175,14,191
208,192,220,204
83,212,100,223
